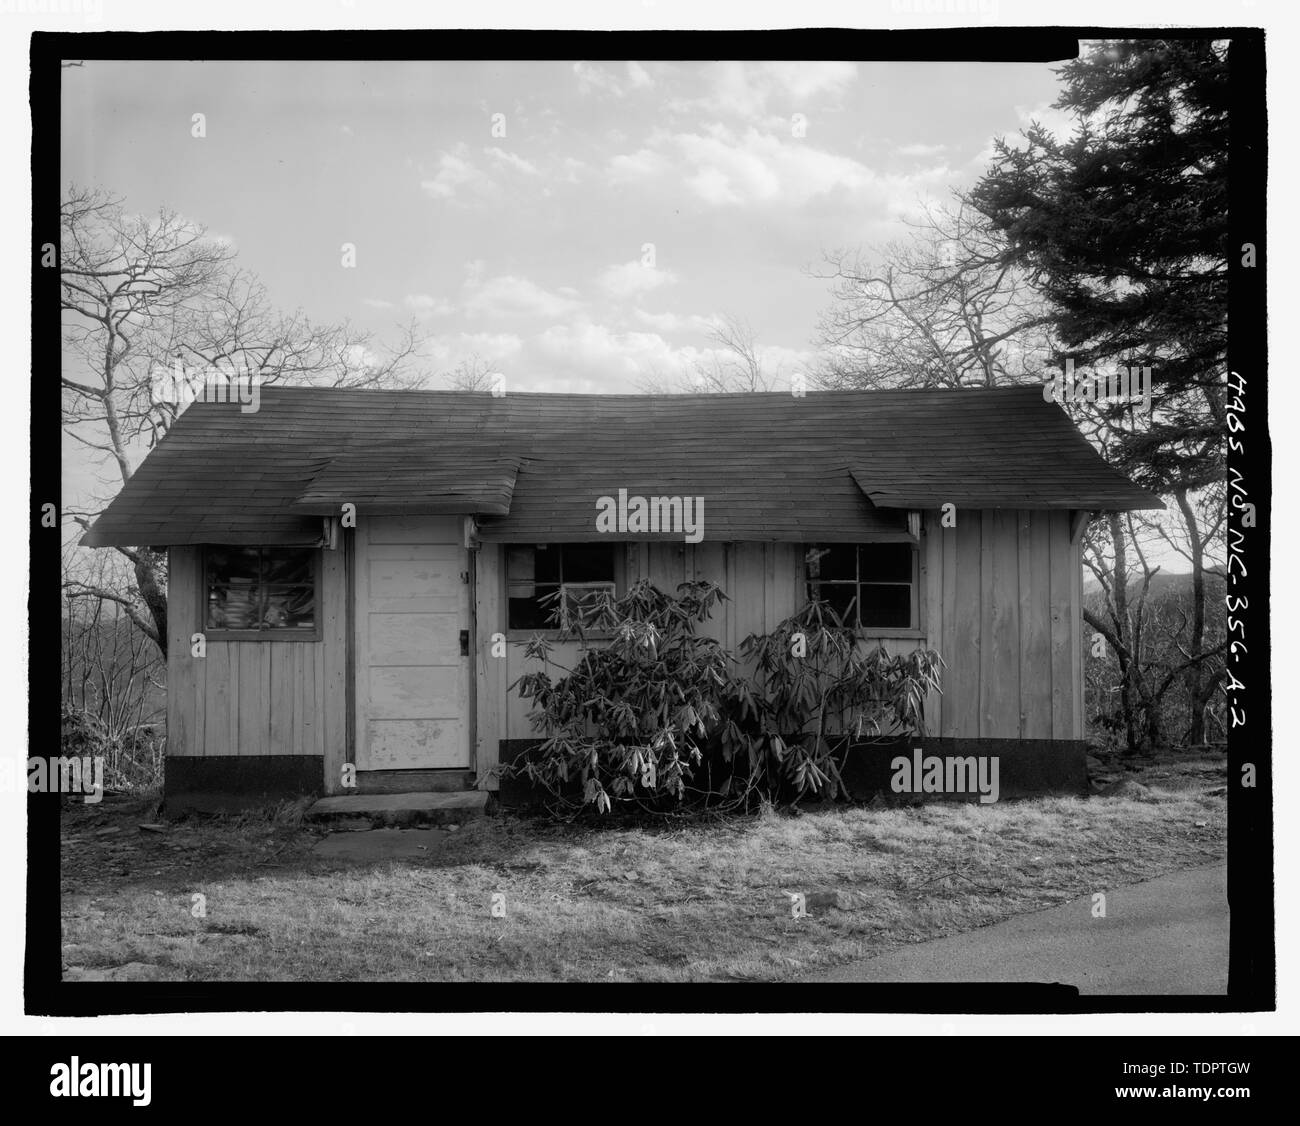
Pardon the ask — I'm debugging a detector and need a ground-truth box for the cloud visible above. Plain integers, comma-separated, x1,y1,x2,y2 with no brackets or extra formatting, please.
597,260,678,301
607,146,673,183
422,316,816,395
897,142,948,157
608,125,950,213
362,297,394,309
462,272,584,320
632,310,719,335
1015,100,1080,145
676,61,858,120
574,60,654,97
403,294,454,318
421,330,524,370
485,146,539,176
420,144,494,200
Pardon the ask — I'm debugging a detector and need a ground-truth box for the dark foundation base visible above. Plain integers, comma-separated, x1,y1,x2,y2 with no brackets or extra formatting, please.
165,755,323,814
496,737,1089,809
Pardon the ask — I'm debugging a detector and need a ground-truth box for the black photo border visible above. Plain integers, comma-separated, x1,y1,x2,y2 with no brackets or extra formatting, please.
29,24,1272,1018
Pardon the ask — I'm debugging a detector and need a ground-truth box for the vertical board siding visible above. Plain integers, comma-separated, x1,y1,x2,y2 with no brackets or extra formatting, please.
986,509,1021,737
935,509,1081,743
320,545,348,790
1048,510,1075,740
647,541,687,593
474,539,505,790
205,641,231,756
165,544,346,773
1020,513,1054,739
923,521,943,736
939,514,958,737
1071,531,1084,740
165,548,199,757
168,511,1086,785
691,542,728,645
946,514,983,738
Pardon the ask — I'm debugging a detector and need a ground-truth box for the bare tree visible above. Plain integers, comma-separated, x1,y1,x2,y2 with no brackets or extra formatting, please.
811,196,1226,754
440,353,499,391
812,201,1055,390
637,313,791,394
61,185,427,655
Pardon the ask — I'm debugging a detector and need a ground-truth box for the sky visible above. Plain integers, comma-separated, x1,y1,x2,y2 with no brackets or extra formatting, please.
60,58,1072,401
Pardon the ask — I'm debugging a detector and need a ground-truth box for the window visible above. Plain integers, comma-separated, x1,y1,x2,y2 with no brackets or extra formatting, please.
804,542,918,630
204,546,318,637
506,543,617,630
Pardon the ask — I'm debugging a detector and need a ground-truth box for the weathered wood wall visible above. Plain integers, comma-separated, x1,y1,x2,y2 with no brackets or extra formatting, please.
927,508,1083,741
478,510,1084,778
168,508,1083,794
165,547,348,781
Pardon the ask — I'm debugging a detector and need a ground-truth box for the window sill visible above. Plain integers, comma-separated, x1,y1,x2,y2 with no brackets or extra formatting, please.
505,629,620,644
202,629,322,642
853,628,926,641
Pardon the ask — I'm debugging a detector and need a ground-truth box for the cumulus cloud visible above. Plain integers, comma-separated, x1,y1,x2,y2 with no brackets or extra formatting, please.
484,146,539,175
403,294,454,318
608,124,950,213
420,144,493,200
597,260,678,301
632,309,719,335
462,272,584,320
422,316,816,395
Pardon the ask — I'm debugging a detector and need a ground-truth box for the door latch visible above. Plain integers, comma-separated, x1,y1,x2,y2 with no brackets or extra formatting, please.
459,629,470,656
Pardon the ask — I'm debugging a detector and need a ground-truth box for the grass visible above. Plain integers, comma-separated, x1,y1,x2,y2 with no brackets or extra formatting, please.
60,750,1227,982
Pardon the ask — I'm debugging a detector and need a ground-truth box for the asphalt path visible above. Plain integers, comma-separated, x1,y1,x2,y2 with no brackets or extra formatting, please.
812,862,1228,994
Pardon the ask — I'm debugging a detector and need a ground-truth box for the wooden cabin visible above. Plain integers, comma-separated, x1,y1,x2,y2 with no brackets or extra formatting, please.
81,386,1162,809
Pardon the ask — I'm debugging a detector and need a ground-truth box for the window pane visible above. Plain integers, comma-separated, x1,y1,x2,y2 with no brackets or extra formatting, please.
205,546,316,633
533,545,561,584
206,546,260,587
812,583,857,627
805,543,855,582
262,547,314,585
208,582,260,630
506,546,535,583
509,585,560,630
561,543,615,583
860,584,912,628
262,586,315,629
859,543,913,584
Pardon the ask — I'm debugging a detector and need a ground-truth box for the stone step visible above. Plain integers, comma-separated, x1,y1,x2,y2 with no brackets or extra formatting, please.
305,790,488,828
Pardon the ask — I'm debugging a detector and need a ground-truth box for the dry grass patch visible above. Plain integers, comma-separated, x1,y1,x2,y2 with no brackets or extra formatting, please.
61,754,1226,982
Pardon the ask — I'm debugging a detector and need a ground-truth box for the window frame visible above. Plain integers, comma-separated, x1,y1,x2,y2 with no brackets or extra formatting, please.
504,542,625,638
200,544,323,642
803,540,924,637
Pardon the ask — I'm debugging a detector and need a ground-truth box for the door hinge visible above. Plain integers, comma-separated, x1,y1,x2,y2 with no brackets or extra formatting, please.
459,629,470,656
460,570,470,584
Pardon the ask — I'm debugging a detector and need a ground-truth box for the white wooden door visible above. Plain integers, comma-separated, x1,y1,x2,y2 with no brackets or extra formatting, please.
354,516,471,770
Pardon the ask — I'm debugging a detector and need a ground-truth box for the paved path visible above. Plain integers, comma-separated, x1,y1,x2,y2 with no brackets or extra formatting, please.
813,862,1227,994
